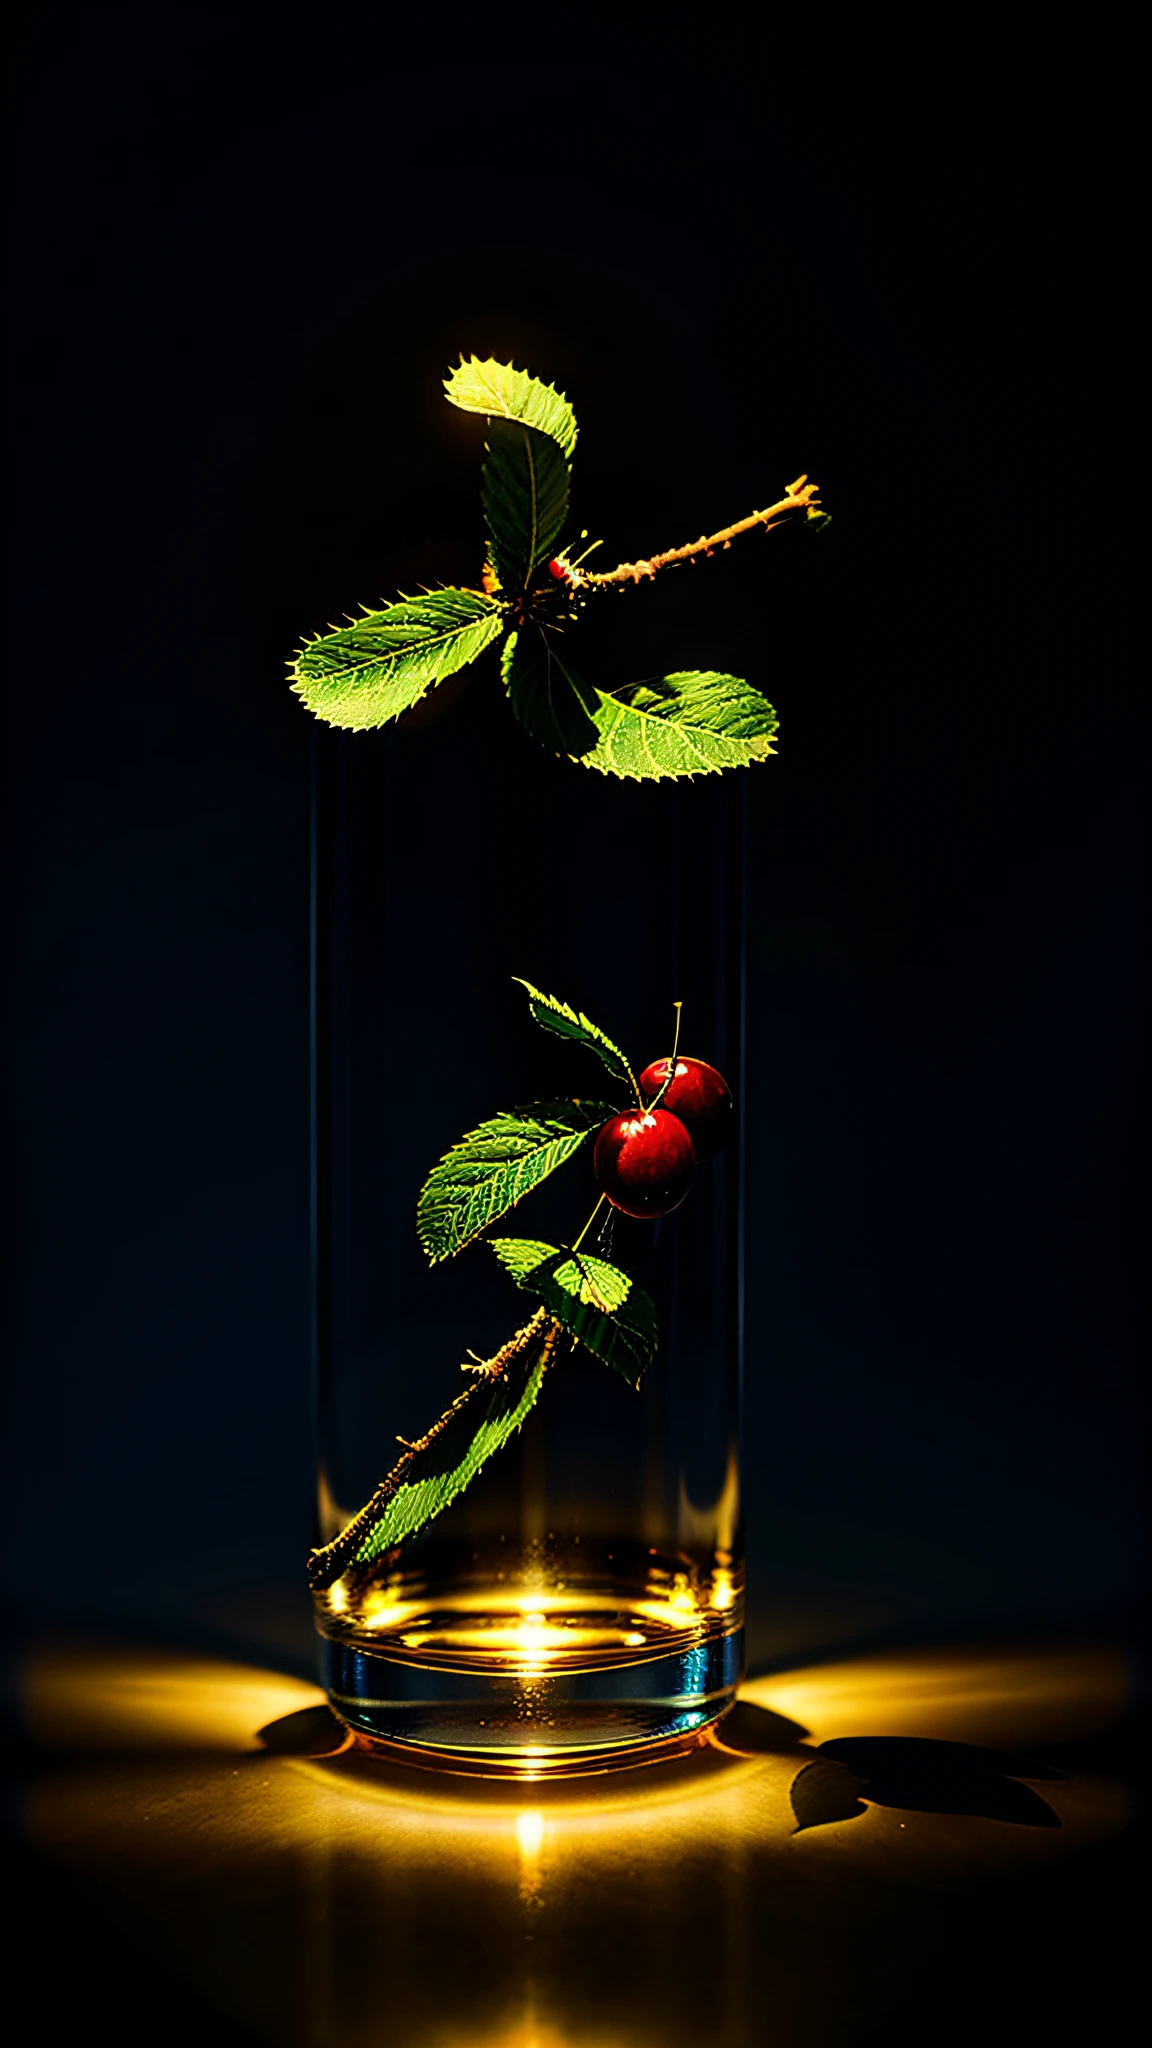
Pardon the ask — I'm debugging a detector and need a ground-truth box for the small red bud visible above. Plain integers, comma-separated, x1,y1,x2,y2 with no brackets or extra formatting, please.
548,558,569,582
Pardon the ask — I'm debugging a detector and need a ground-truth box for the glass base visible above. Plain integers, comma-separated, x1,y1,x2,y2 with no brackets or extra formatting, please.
317,1623,744,1778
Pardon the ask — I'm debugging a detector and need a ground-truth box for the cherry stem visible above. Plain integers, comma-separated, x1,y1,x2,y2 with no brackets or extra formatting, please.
645,1001,684,1113
580,478,822,588
571,1191,608,1255
566,537,604,571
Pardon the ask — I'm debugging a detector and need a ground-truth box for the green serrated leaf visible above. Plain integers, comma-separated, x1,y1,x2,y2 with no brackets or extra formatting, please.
580,671,779,781
501,628,600,757
513,978,637,1094
488,1239,656,1387
444,356,578,459
483,420,570,594
416,1101,612,1265
307,1312,557,1587
290,589,503,731
486,1237,559,1285
491,1238,634,1314
551,1251,634,1313
552,1269,656,1385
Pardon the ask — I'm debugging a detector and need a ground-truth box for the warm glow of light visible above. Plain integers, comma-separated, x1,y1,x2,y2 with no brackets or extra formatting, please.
710,1569,735,1612
322,1584,723,1633
439,2033,609,2048
742,1645,1132,1748
398,1610,676,1664
24,1638,1132,2048
437,2031,628,2048
515,1810,544,1857
666,1575,698,1621
25,1649,321,1754
361,1590,411,1630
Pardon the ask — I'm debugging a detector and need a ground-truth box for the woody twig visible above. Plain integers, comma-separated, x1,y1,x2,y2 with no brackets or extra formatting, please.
581,477,823,588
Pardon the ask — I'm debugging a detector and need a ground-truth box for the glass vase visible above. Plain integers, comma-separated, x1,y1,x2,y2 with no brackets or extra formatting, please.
310,674,746,1774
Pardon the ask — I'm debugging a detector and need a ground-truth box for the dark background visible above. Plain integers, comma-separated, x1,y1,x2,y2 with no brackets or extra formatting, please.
3,9,1142,1673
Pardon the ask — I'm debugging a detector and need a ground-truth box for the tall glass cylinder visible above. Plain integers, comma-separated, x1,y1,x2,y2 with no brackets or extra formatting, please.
310,674,746,1774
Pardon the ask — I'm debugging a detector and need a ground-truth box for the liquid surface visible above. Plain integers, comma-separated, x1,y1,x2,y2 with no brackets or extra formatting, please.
315,1553,743,1675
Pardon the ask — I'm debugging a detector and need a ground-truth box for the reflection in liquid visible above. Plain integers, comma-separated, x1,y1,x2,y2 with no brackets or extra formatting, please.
23,1642,1132,2048
316,1571,728,1668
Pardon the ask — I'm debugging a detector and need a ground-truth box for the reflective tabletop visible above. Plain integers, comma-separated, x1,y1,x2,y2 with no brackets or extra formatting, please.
14,1638,1138,2047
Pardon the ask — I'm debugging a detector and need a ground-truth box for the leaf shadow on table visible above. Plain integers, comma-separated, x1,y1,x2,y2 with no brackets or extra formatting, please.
790,1736,1067,1833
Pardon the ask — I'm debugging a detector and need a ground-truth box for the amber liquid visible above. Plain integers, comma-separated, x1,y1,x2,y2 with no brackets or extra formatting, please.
314,1540,744,1774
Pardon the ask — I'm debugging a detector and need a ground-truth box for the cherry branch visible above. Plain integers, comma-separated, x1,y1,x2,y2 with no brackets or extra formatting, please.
580,476,823,588
307,1308,557,1590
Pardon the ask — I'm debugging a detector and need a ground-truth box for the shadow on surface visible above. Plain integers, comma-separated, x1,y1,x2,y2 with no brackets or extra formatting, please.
19,1639,1139,2048
792,1734,1066,1832
252,1701,1074,1831
253,1703,353,1757
709,1700,811,1751
253,1712,777,1809
251,1696,812,1803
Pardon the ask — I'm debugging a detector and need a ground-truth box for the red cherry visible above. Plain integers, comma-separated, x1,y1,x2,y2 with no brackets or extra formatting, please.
593,1108,694,1219
638,1057,733,1160
547,558,569,582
